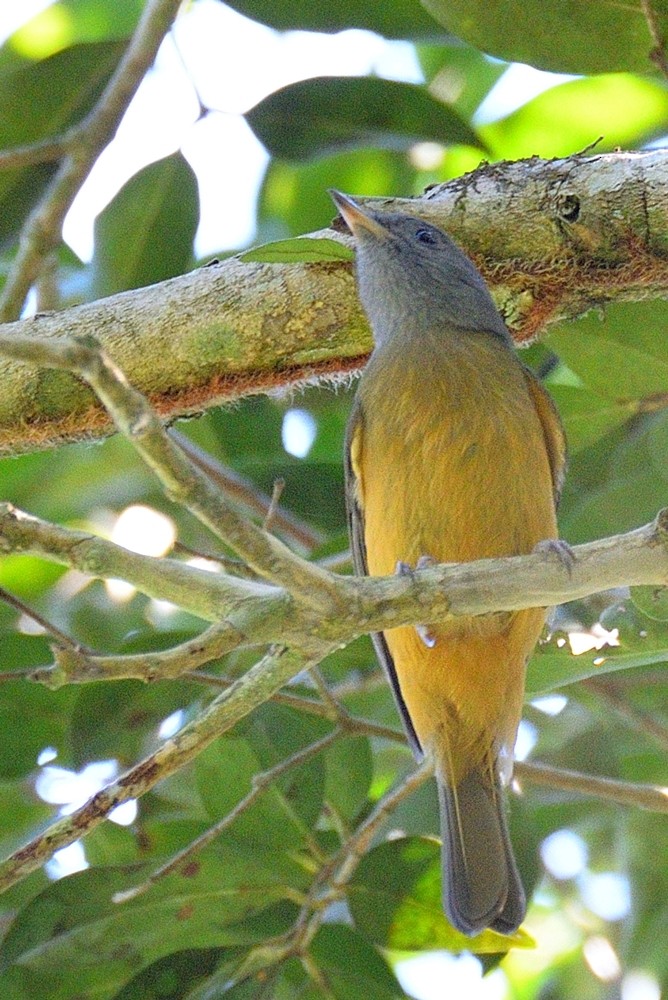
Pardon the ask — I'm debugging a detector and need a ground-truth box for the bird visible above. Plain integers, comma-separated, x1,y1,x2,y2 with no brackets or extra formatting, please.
330,189,566,937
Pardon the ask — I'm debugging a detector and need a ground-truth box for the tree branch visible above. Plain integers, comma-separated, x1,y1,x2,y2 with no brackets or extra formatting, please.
0,645,323,895
1,495,667,686
0,334,339,606
0,150,667,454
515,760,668,812
0,0,182,322
113,727,342,904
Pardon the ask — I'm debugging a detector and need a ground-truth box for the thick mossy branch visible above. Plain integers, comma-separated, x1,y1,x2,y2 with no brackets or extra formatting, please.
0,150,666,454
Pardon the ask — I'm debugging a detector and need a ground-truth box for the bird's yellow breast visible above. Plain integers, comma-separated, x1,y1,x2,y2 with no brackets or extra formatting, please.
352,330,558,769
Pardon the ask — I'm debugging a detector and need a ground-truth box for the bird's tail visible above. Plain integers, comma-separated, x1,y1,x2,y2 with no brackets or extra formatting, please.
437,760,526,936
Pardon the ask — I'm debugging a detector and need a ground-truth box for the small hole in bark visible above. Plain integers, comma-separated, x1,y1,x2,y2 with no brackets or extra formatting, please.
559,194,580,222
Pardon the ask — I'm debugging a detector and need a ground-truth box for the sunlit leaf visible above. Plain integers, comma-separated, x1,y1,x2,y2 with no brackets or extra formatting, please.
239,237,353,263
348,837,531,953
420,0,668,73
483,74,668,158
92,153,199,297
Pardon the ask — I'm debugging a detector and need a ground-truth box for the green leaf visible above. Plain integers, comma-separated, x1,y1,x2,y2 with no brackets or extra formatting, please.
258,148,419,240
630,586,668,623
220,0,442,38
0,679,76,780
0,858,304,999
348,837,531,954
0,41,124,248
419,0,668,74
527,599,668,696
69,675,202,769
246,77,483,161
309,923,406,999
92,152,199,297
196,729,326,848
483,74,668,158
110,948,225,1000
324,735,373,821
559,410,668,543
548,302,668,402
547,384,632,452
239,237,353,264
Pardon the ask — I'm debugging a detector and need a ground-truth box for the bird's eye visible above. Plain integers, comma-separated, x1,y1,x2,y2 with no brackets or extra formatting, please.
415,228,437,245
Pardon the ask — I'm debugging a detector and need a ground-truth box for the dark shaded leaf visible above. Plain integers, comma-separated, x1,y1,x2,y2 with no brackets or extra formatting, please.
0,859,303,999
0,42,124,249
308,923,406,999
246,77,482,160
219,0,443,38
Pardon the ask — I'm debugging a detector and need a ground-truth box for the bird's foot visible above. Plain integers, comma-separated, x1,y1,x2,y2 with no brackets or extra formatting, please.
533,538,575,574
395,556,438,648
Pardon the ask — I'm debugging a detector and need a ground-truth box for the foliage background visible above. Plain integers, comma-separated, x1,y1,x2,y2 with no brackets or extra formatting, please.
0,1,666,998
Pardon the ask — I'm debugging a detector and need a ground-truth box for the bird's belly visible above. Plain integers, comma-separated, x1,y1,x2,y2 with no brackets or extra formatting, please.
356,355,558,767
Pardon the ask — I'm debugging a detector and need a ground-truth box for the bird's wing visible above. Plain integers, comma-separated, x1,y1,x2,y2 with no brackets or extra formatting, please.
522,366,568,507
344,400,423,756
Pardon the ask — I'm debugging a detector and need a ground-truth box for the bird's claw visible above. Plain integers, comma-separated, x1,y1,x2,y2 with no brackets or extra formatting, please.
395,556,438,648
533,538,575,575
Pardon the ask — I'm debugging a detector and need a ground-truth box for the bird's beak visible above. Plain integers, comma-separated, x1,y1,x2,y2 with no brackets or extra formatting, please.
329,189,390,241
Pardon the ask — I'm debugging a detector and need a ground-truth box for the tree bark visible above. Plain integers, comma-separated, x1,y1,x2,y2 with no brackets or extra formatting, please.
0,149,666,455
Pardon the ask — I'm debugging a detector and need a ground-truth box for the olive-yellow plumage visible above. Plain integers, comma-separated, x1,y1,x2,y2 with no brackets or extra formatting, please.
331,190,566,936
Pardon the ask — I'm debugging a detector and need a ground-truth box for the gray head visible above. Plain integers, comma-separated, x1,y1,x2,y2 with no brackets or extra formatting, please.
330,190,510,349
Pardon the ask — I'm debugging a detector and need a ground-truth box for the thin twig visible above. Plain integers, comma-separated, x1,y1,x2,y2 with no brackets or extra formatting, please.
172,430,325,552
0,135,71,171
264,477,285,534
0,645,325,894
0,585,94,655
515,760,668,812
114,727,341,903
641,0,668,77
584,676,668,753
0,0,182,321
35,620,246,687
308,665,349,720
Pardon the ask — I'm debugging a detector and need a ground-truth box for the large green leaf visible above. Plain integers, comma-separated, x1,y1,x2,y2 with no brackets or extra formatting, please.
483,74,668,158
0,858,304,999
348,837,530,953
547,384,633,452
420,0,668,74
92,153,199,297
196,705,333,848
246,77,482,160
548,302,668,402
219,0,443,38
308,923,406,999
